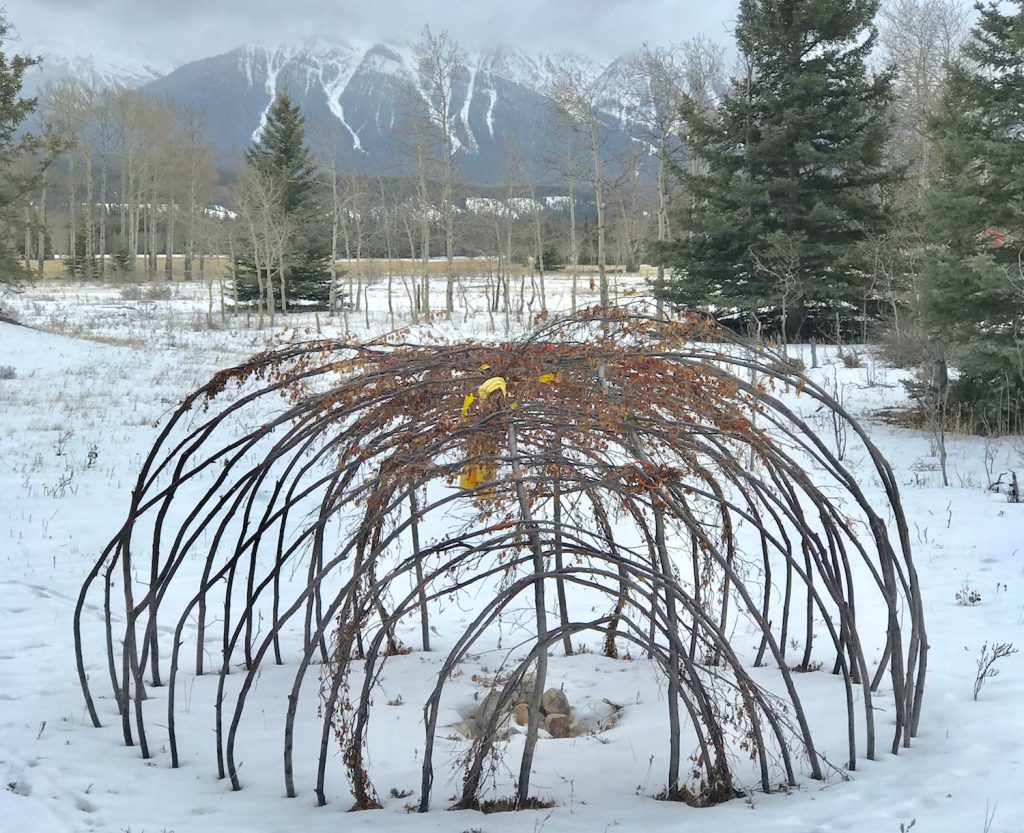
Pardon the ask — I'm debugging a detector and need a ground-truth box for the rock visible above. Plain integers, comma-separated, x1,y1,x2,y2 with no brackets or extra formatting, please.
545,712,571,738
475,690,504,727
512,673,537,706
540,687,570,716
512,703,530,726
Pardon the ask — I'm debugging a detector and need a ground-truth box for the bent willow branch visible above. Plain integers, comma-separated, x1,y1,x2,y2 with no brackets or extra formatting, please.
74,303,926,811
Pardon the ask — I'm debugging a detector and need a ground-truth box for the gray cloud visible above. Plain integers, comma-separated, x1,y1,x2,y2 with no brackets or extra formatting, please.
3,0,739,68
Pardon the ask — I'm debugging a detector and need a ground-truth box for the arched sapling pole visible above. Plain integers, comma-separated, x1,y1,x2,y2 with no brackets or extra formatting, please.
74,303,927,811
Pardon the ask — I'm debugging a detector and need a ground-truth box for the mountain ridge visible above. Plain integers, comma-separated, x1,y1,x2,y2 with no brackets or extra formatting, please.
25,40,651,185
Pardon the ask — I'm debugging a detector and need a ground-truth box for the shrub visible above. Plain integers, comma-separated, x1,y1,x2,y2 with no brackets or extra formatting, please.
142,282,174,301
877,326,932,370
841,349,863,369
955,585,981,606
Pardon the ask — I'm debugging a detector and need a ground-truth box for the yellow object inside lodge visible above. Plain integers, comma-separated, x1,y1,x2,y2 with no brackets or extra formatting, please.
458,372,559,497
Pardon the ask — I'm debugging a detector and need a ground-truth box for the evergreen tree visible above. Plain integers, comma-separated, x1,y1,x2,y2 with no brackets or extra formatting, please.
0,15,61,294
656,0,899,339
918,1,1024,430
234,91,333,310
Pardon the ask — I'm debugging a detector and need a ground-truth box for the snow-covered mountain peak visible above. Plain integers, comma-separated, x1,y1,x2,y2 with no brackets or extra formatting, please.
40,39,653,184
22,51,174,98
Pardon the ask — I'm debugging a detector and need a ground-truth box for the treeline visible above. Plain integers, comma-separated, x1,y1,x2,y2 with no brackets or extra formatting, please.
18,81,663,282
8,26,724,311
7,20,744,324
20,85,219,281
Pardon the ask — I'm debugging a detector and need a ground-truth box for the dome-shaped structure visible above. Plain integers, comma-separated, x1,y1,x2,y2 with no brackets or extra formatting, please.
74,306,926,811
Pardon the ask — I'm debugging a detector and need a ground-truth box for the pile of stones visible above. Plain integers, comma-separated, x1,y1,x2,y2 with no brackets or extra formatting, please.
468,677,579,739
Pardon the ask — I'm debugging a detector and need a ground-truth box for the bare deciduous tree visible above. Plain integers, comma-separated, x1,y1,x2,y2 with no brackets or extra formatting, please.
180,108,216,283
416,25,463,317
880,0,968,192
749,230,803,352
627,39,725,307
234,165,290,326
545,66,611,306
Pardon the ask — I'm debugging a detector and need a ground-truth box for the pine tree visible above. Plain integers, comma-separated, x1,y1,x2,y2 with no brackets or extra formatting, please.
919,0,1024,430
233,91,333,310
656,0,899,339
0,15,61,295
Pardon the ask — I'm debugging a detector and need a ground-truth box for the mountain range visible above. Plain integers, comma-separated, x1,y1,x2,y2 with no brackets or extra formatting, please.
26,41,650,185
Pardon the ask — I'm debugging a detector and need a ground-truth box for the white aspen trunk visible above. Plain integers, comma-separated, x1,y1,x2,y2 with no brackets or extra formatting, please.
330,169,339,315
185,176,196,282
266,257,275,327
386,241,394,327
491,219,501,313
354,212,363,313
130,161,141,265
248,223,264,328
165,198,175,281
443,145,455,316
228,235,239,318
440,70,455,317
37,176,47,276
150,200,158,276
67,155,75,273
591,122,608,307
504,216,513,318
568,175,578,313
265,240,276,326
84,148,94,280
531,192,547,313
420,209,430,316
400,214,419,323
98,151,107,280
140,201,148,275
364,275,370,329
380,183,395,326
119,144,129,258
148,177,158,277
278,253,288,316
655,150,669,314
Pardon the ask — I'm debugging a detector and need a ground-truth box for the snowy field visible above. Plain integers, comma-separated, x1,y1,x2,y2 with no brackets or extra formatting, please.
1,277,1022,833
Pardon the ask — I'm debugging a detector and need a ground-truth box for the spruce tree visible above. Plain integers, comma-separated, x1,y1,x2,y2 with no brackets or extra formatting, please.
919,1,1024,430
234,91,332,310
656,0,899,339
0,15,60,294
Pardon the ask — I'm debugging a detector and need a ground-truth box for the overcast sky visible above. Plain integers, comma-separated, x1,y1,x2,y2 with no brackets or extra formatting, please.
3,0,741,68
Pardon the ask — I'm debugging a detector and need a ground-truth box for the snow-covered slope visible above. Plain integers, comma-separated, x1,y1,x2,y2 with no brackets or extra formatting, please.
19,39,649,183
141,40,646,183
21,52,173,99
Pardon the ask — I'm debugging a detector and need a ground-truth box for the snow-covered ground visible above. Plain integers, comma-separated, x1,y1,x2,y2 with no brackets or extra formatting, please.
1,278,1022,833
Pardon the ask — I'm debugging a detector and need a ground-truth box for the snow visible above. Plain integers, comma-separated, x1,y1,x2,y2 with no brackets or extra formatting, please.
460,63,480,151
237,41,370,152
318,51,366,154
248,47,289,144
21,52,172,100
1,277,1022,833
28,39,656,154
484,87,498,137
222,40,636,150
